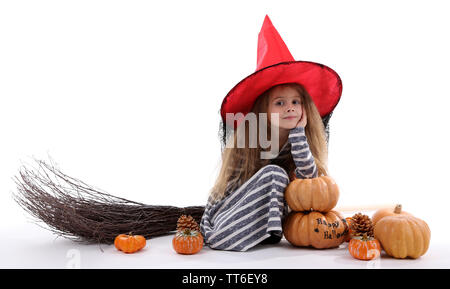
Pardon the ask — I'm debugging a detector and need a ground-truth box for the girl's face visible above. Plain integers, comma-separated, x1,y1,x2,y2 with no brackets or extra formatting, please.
267,86,303,130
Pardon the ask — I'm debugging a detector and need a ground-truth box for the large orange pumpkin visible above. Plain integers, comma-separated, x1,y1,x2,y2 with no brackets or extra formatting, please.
372,204,412,225
283,210,348,249
374,215,430,259
114,233,146,253
284,176,339,213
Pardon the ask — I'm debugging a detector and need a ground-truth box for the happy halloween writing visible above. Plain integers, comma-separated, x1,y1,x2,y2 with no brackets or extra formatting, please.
313,218,348,240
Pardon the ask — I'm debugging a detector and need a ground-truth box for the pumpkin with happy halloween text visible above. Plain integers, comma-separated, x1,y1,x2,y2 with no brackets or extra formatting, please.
282,210,348,249
284,176,339,213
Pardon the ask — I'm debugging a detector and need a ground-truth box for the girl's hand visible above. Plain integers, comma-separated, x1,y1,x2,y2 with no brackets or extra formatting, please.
296,106,307,128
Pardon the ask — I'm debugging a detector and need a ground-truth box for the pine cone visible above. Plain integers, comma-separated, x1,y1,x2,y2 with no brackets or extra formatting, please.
176,215,200,232
351,213,374,240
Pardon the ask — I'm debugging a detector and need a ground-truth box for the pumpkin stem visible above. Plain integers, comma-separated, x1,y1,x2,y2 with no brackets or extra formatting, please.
353,234,373,242
394,204,402,214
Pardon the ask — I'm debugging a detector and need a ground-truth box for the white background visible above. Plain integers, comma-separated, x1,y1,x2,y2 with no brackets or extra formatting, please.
1,0,449,268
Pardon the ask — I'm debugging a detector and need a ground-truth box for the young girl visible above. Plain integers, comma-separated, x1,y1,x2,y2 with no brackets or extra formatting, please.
200,82,330,251
199,15,342,252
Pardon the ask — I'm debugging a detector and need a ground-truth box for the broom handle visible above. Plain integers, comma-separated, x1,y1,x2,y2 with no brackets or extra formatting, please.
334,203,394,213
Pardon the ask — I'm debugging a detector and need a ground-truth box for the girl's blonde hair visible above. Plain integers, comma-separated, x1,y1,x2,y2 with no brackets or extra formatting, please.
210,82,329,203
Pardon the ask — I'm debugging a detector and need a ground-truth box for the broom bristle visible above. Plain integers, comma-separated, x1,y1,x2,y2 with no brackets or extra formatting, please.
12,158,205,244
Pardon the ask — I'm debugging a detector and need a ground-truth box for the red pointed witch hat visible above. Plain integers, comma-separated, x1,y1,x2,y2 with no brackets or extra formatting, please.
220,15,343,129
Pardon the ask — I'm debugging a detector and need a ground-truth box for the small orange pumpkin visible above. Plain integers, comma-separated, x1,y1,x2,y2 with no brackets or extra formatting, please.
114,233,146,253
172,229,204,255
284,176,340,213
348,237,381,260
372,204,412,225
344,217,353,242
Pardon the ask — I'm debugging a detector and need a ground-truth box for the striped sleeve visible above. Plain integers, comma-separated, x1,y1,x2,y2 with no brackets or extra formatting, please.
288,126,318,179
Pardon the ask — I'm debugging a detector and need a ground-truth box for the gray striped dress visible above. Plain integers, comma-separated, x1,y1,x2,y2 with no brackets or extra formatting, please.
200,126,318,252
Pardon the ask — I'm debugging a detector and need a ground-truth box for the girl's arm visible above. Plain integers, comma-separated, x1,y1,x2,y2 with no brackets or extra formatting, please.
288,126,318,179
